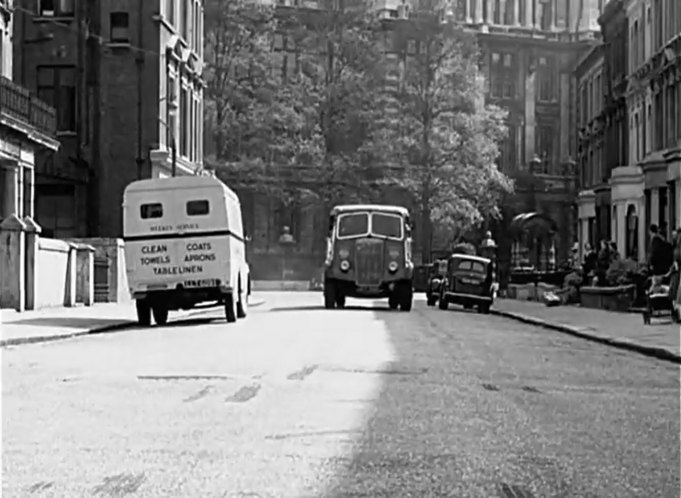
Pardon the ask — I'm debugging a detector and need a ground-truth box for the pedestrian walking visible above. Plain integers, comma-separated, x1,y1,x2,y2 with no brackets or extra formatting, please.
583,243,597,285
648,224,668,276
596,239,611,286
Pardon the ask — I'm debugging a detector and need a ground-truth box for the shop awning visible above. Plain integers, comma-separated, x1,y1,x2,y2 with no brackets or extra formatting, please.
509,212,558,235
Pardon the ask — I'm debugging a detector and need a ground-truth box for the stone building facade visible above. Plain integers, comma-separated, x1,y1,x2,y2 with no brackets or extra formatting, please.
13,0,205,238
575,0,680,263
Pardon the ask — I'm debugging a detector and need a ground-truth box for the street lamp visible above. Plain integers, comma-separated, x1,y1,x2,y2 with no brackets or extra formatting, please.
279,226,296,286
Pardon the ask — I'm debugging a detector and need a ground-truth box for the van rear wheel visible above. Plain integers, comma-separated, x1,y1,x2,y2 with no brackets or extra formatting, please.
237,290,247,319
152,305,168,325
136,299,151,326
225,293,237,323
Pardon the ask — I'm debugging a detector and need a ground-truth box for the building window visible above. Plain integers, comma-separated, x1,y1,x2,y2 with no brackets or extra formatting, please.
183,0,191,41
38,0,75,17
489,52,515,99
493,0,501,23
537,56,555,102
626,205,638,259
536,124,554,174
179,0,187,41
37,66,76,132
166,0,175,24
110,12,130,43
180,85,189,157
540,0,552,30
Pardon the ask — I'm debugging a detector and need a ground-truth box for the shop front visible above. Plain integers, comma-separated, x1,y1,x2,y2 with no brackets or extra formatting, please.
664,145,681,234
609,166,645,261
642,151,670,247
577,189,595,261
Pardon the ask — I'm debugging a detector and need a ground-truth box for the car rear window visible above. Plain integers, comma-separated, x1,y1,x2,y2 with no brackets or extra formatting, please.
457,260,486,273
186,200,210,216
140,203,163,219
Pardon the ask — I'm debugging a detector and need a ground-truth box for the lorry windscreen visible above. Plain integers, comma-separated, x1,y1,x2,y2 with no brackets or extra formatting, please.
337,213,369,238
371,213,403,239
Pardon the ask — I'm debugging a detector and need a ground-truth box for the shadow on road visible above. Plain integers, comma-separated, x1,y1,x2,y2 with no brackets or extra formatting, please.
4,317,127,328
319,304,681,498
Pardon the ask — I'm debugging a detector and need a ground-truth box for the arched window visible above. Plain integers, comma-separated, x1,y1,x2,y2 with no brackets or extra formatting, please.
626,205,639,260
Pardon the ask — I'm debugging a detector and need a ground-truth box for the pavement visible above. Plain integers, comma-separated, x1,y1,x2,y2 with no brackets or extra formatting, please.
0,295,266,347
491,298,681,363
2,292,679,497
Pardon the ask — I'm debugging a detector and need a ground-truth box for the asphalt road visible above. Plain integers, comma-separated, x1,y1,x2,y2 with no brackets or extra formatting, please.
2,292,679,498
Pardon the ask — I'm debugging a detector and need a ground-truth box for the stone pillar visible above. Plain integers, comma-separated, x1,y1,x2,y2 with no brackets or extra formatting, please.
64,243,77,307
524,0,532,27
75,244,95,306
486,0,493,23
0,215,27,311
23,216,41,311
466,0,473,22
474,0,483,23
512,0,520,26
525,56,537,164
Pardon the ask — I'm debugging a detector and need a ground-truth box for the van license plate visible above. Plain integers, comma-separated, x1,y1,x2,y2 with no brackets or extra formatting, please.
183,279,218,288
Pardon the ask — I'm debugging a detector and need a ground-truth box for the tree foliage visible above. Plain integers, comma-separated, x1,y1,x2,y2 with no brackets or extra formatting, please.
203,0,324,205
378,5,513,259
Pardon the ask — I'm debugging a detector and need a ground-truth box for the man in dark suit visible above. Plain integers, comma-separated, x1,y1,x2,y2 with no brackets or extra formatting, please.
648,224,671,276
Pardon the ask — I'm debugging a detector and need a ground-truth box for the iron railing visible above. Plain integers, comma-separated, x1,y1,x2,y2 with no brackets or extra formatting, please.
0,76,57,137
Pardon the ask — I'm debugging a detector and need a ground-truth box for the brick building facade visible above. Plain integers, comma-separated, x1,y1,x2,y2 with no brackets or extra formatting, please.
1,0,59,225
13,0,205,238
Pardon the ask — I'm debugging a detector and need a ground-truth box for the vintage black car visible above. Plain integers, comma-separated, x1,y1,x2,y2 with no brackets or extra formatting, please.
426,259,448,306
438,254,495,314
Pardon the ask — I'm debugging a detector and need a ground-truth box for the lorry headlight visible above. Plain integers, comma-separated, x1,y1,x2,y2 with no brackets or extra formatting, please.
338,248,350,259
340,260,350,271
388,261,399,273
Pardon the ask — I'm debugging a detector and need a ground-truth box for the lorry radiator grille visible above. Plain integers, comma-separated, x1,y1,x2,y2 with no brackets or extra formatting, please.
355,239,383,286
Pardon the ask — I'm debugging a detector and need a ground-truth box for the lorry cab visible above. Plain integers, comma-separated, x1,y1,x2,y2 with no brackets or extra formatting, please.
323,204,414,311
123,176,250,326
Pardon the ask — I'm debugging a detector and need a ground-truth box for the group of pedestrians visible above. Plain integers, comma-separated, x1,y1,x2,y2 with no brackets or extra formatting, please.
580,240,620,287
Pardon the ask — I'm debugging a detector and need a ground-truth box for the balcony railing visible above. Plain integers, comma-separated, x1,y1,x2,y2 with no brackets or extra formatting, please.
0,76,57,138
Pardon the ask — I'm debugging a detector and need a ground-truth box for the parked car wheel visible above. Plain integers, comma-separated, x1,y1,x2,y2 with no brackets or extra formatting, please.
136,299,151,326
477,302,490,314
152,305,168,325
426,293,437,306
438,289,448,310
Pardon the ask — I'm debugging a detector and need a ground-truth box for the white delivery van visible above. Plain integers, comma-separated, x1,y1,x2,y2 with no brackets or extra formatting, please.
122,176,250,326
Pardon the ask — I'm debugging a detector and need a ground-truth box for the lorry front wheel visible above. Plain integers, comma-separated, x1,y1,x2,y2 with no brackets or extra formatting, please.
225,293,237,323
324,280,337,309
398,283,413,312
152,305,168,325
136,299,151,326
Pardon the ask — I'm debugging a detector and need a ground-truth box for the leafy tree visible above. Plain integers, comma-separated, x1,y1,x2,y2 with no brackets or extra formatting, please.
203,0,324,205
379,6,513,262
283,0,390,204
